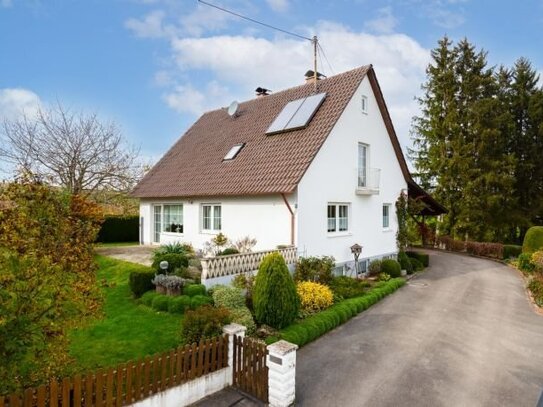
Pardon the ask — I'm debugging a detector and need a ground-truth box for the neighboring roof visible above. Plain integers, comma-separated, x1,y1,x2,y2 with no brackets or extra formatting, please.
132,65,427,201
408,180,448,216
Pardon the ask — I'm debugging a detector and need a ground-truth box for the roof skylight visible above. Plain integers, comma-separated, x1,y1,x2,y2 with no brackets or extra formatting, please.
223,143,245,161
266,92,327,135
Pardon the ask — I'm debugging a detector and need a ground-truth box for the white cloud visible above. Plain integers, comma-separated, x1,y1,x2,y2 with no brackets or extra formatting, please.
266,0,289,13
125,10,169,39
364,6,398,34
428,7,465,28
0,88,41,122
179,4,234,37
163,21,430,149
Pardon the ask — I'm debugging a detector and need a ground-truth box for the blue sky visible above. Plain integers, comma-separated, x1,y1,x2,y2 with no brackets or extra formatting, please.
1,0,542,164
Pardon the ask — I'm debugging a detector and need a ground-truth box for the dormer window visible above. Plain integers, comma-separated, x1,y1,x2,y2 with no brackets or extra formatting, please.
361,95,368,114
223,143,245,161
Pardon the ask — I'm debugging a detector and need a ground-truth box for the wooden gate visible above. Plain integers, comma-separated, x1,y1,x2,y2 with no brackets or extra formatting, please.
232,335,268,403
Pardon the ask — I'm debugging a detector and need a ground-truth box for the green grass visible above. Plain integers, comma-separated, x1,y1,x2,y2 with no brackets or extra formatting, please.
94,242,139,248
69,256,183,371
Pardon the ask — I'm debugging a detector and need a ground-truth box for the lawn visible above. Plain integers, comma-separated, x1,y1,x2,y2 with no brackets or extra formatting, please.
69,255,183,371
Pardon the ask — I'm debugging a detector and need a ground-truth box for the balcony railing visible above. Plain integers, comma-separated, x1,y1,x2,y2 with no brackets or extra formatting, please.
356,167,380,195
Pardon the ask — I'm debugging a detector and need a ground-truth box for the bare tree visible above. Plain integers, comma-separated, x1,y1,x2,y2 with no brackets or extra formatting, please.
0,103,143,195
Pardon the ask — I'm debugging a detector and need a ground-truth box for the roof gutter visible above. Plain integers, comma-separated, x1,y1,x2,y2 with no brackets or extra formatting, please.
281,193,295,246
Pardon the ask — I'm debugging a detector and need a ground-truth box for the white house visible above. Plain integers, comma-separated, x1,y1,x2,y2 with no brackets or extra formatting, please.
132,65,445,270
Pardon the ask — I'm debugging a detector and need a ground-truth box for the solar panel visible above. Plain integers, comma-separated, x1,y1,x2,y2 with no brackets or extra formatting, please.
266,92,327,135
285,92,327,130
266,98,305,134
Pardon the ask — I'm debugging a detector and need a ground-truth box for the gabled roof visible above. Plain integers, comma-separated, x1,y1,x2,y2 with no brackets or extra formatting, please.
133,65,411,198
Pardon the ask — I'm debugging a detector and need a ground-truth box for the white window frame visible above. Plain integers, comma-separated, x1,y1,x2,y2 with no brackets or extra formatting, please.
361,95,368,114
383,204,391,229
327,203,350,234
358,143,369,188
153,203,184,243
202,204,222,233
223,143,245,161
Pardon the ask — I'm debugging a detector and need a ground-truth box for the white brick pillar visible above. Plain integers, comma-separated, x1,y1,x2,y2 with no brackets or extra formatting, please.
267,340,298,407
222,323,246,386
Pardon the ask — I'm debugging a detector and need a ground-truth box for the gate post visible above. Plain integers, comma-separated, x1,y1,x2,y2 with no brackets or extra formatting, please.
223,323,246,386
266,340,298,407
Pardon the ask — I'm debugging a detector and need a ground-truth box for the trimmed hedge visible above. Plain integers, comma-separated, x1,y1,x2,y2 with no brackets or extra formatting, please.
503,244,522,259
96,215,139,243
140,291,159,307
398,252,413,274
267,278,405,347
184,284,206,297
523,226,543,254
381,259,401,278
190,295,213,309
151,295,169,311
128,266,156,298
406,251,429,267
409,257,424,272
168,295,191,314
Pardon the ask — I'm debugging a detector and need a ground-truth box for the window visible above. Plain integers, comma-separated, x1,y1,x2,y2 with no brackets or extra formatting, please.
358,143,368,187
153,204,183,243
202,204,221,232
224,143,245,160
327,204,349,233
383,204,390,228
361,95,368,114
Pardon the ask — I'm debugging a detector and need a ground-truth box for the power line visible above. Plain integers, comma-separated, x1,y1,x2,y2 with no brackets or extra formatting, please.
318,43,335,75
197,0,312,42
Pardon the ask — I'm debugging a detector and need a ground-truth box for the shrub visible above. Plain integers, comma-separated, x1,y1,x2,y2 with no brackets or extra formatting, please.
377,272,391,282
531,251,543,271
294,256,335,285
381,259,401,278
230,307,256,335
96,215,139,243
523,226,543,254
397,252,413,274
184,284,206,297
503,245,522,259
267,278,406,346
181,305,231,344
140,291,159,307
329,276,369,299
234,236,257,253
406,251,429,267
152,253,189,274
253,252,299,329
409,257,424,272
465,241,504,259
212,285,245,309
128,268,155,297
168,295,191,314
217,248,240,256
518,253,535,272
190,295,213,309
153,242,195,258
528,275,543,307
296,281,334,316
368,259,382,276
151,295,169,311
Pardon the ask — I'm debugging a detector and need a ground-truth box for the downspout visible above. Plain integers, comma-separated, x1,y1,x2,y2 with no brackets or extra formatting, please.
281,193,295,246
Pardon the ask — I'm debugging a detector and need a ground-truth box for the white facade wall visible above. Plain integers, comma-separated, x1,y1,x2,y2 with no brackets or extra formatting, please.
139,194,294,252
296,77,407,264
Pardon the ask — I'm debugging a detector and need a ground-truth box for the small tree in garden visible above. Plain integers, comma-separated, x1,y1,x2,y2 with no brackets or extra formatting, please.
396,191,409,251
253,252,299,329
203,233,230,256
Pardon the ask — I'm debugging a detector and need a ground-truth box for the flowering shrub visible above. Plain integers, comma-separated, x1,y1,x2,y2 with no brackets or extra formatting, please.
531,251,543,271
296,281,333,316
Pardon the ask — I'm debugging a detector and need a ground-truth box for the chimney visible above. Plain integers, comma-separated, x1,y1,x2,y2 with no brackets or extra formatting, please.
255,87,271,97
304,70,325,84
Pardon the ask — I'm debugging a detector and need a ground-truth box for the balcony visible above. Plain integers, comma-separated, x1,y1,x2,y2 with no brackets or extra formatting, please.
356,167,380,195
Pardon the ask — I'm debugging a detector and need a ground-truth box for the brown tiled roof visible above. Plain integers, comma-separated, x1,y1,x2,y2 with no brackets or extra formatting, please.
133,65,409,198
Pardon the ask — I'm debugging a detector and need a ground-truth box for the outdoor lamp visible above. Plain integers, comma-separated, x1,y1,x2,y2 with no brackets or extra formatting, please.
350,243,363,275
159,260,169,273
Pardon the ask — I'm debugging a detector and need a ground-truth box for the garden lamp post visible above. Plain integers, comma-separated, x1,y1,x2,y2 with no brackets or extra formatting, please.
159,260,169,274
350,243,363,276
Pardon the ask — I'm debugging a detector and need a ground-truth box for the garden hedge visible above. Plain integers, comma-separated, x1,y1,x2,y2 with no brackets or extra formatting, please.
406,251,429,267
184,284,206,297
266,278,405,347
128,266,156,298
503,244,522,259
523,226,543,254
96,215,139,243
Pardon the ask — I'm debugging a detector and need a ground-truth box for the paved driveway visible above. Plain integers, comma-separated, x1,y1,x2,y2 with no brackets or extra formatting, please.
296,250,543,407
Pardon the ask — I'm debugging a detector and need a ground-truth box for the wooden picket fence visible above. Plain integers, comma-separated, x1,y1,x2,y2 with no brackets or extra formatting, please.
0,336,228,407
232,335,268,403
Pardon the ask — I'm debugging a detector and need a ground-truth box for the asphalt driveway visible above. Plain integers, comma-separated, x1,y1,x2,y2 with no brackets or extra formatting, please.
296,250,543,407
